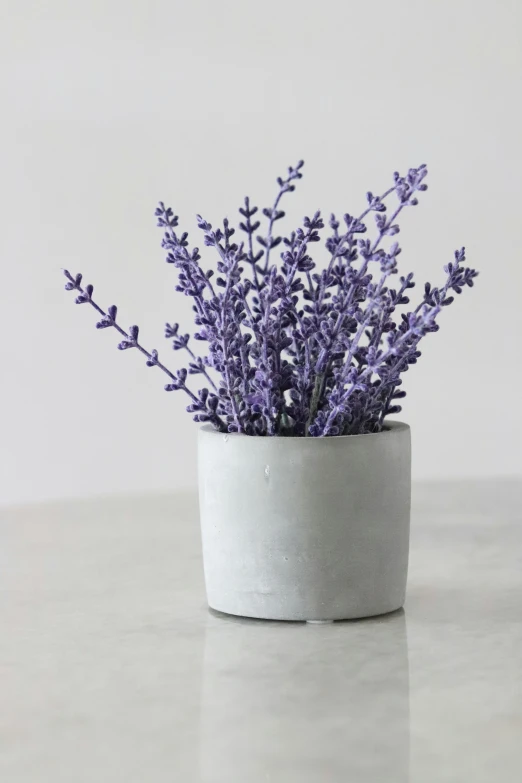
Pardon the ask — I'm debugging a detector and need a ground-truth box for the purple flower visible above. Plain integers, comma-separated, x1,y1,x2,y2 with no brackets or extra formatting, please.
62,161,477,436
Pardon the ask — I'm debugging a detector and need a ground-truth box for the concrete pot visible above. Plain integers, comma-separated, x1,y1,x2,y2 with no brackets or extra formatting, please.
198,421,411,622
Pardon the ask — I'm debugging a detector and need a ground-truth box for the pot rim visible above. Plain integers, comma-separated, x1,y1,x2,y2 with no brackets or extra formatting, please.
199,420,409,441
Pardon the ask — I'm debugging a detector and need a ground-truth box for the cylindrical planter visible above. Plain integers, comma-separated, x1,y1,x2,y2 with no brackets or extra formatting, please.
198,421,411,622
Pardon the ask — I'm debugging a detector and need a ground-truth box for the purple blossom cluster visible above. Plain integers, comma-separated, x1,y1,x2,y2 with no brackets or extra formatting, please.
63,161,477,436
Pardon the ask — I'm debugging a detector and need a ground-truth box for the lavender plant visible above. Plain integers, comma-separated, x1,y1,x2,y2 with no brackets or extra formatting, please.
63,161,477,437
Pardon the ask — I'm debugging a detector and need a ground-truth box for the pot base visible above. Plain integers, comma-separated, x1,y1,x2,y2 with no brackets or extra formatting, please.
208,601,405,623
306,620,334,624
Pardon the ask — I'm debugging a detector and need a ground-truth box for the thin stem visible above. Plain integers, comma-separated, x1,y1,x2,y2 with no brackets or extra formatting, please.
261,161,304,274
220,251,243,432
185,345,218,391
242,198,262,294
324,183,397,278
306,374,323,435
163,220,217,300
263,188,285,274
67,277,227,432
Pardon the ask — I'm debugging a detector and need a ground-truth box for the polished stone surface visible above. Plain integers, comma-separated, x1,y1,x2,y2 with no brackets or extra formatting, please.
1,479,521,782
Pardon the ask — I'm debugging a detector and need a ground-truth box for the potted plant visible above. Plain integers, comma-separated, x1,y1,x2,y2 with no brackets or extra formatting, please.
63,160,477,622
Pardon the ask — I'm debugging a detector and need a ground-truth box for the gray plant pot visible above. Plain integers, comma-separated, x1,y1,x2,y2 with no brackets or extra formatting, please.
198,421,411,622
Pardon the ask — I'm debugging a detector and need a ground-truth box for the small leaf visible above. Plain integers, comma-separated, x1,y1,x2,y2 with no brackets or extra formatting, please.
146,349,158,367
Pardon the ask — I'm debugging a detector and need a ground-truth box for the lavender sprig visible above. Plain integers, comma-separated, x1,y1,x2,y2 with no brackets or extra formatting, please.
259,160,304,274
63,270,226,432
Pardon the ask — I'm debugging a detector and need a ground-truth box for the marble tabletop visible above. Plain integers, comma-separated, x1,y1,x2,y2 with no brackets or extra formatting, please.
1,479,521,782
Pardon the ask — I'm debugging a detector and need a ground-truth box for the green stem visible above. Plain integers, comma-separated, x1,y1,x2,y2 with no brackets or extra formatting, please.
306,373,324,436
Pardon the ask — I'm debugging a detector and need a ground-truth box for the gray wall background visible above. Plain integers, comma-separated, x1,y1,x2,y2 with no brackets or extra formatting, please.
1,0,521,505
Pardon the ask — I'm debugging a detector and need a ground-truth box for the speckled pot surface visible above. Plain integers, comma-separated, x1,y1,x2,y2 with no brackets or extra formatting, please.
198,422,411,621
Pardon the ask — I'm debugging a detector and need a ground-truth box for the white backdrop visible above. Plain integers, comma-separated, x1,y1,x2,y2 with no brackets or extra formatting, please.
1,0,521,505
